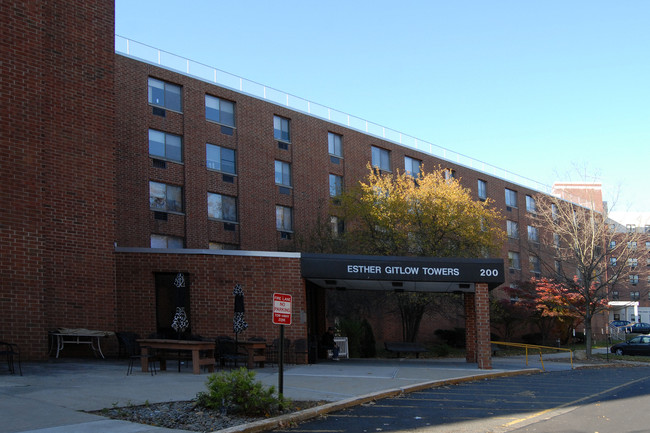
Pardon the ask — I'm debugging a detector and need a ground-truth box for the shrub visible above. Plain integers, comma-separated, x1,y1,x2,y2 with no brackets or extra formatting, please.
196,367,288,416
430,343,450,357
434,328,466,348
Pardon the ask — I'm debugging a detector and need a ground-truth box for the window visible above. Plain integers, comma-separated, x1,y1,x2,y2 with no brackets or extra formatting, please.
505,188,518,207
149,129,182,162
274,116,290,142
371,146,391,171
209,242,238,250
329,174,343,197
628,258,638,268
205,144,236,174
328,132,342,158
529,256,541,275
553,233,560,248
626,224,636,233
525,195,537,213
404,156,421,178
148,78,181,112
507,220,519,239
276,205,293,232
609,240,616,250
149,181,183,212
150,234,183,249
610,257,617,266
554,260,562,274
527,226,539,243
631,291,640,301
628,241,638,250
551,203,558,220
275,161,291,187
508,251,520,270
205,95,235,127
207,193,237,222
330,216,344,237
646,241,650,250
612,291,619,301
444,169,456,180
478,179,487,200
645,225,650,233
630,274,639,285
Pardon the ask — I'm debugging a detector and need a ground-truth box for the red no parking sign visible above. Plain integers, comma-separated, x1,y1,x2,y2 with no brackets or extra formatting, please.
272,293,292,325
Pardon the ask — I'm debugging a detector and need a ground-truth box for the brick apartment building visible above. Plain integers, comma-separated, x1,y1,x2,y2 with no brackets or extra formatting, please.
2,0,647,366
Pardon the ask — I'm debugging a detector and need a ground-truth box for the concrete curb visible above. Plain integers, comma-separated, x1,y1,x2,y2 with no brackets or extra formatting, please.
214,369,541,433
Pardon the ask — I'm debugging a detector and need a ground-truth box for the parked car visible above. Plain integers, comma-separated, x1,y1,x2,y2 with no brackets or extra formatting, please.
609,320,631,329
629,322,650,334
611,335,650,356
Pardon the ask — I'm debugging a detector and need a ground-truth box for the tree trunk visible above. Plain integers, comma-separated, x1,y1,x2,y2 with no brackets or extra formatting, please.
584,314,593,358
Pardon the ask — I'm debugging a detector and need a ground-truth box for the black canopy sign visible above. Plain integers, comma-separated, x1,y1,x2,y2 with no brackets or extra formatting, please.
301,253,504,290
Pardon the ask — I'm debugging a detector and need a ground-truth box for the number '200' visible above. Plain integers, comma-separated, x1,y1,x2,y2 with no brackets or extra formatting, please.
480,269,499,277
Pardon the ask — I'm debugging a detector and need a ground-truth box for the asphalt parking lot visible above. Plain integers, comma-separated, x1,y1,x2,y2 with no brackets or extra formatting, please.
274,366,650,433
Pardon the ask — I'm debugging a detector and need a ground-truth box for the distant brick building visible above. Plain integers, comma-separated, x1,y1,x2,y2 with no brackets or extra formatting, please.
2,0,647,366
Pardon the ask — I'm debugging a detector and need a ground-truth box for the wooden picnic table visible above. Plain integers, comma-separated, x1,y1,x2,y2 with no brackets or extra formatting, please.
137,338,215,375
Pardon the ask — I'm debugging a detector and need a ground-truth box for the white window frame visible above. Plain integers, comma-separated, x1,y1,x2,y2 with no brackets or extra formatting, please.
276,205,293,232
274,116,291,142
275,160,292,187
371,146,391,172
207,193,238,222
149,181,183,213
505,188,518,208
329,174,343,197
206,143,236,174
205,95,235,127
404,156,421,178
150,234,183,249
149,129,182,162
478,179,487,200
328,132,342,157
525,195,537,213
507,220,519,239
148,77,182,112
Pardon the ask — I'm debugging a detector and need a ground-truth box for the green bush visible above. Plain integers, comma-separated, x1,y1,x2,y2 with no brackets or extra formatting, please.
196,367,288,416
430,343,450,357
434,328,466,348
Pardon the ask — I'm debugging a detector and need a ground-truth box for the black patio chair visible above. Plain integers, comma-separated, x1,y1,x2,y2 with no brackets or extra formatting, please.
0,341,22,375
266,337,291,366
292,338,308,364
116,332,158,376
216,336,247,368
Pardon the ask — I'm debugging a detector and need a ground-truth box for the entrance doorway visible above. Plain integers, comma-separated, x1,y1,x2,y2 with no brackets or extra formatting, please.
154,272,191,338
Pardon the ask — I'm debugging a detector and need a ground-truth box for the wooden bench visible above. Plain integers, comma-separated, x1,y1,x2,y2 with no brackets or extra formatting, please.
384,342,427,358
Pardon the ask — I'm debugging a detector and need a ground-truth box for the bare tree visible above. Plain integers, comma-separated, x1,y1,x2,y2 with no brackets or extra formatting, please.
529,193,643,357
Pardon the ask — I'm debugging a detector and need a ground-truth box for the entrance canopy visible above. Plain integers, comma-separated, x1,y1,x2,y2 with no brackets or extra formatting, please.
301,253,504,293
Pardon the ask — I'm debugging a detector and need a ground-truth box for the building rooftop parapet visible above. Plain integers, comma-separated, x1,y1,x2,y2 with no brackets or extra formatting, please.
115,35,557,196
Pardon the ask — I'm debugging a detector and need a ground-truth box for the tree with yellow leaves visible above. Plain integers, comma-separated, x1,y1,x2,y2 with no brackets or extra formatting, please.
301,165,505,342
335,165,504,258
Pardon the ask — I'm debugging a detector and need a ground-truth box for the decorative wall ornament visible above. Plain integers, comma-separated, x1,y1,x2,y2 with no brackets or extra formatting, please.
171,306,189,335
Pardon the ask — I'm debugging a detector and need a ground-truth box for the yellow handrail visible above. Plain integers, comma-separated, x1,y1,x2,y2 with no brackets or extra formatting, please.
491,341,573,371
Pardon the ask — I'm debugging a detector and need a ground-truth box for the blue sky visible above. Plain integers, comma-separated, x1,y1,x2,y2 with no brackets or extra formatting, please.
116,1,649,212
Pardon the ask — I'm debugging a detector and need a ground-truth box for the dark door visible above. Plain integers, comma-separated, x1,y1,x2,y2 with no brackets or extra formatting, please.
155,272,191,338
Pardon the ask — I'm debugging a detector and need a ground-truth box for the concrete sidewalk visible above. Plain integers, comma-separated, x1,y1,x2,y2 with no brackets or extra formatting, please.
0,354,582,433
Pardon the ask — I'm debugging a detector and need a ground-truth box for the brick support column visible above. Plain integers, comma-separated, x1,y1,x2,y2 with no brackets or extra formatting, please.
475,283,492,369
464,293,477,363
464,284,492,369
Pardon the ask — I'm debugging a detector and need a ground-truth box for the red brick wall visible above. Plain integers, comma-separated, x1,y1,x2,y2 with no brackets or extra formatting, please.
114,56,555,286
114,251,307,348
0,1,116,359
